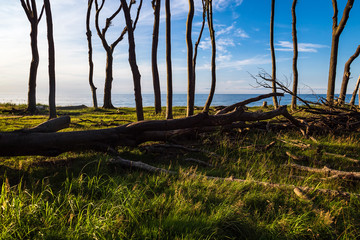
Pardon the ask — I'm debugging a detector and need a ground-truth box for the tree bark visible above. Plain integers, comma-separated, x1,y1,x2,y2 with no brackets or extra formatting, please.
121,0,144,121
270,0,279,109
291,0,298,111
327,0,354,103
165,0,173,119
186,0,195,116
349,74,360,105
103,50,114,108
86,0,98,108
338,45,360,104
203,0,216,113
151,0,162,114
44,0,56,119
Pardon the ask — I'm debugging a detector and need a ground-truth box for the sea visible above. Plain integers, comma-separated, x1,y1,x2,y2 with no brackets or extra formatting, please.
0,93,358,107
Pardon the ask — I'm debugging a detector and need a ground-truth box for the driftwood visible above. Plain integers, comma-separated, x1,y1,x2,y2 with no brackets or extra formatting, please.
0,94,302,156
323,152,359,163
285,162,360,180
109,156,360,197
216,92,284,115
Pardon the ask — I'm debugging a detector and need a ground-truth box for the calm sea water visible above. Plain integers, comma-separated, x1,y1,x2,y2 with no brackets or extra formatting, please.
0,93,358,107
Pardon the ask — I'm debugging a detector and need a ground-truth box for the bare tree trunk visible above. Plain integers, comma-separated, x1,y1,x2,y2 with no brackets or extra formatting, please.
20,0,44,114
94,0,126,109
86,0,98,108
165,0,173,119
291,0,298,111
327,0,354,103
28,20,40,113
338,45,360,104
349,75,360,106
203,0,216,113
151,0,161,114
103,50,114,109
270,0,279,109
186,0,195,116
121,0,144,121
44,0,56,119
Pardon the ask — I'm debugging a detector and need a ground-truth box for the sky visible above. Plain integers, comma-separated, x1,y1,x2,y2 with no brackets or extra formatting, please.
1,0,360,102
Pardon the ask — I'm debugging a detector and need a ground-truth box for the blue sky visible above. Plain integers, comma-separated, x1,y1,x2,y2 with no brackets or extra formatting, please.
1,0,360,100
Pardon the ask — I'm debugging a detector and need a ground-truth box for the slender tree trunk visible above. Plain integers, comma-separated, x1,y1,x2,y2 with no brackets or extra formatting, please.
20,0,44,114
165,0,173,119
270,0,279,109
338,45,360,104
186,0,195,116
192,0,205,111
291,0,298,111
327,33,340,104
151,0,161,114
86,0,98,108
121,0,144,121
28,21,40,113
327,0,354,103
103,50,114,109
203,0,216,113
94,0,126,109
44,0,56,119
349,75,360,105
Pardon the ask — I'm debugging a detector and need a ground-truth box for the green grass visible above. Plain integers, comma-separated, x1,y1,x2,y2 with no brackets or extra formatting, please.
0,104,360,239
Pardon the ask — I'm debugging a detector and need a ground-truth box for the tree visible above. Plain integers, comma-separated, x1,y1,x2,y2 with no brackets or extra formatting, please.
165,0,173,119
270,0,279,109
86,0,98,108
151,0,162,114
338,45,360,104
44,0,56,119
291,0,298,111
326,0,354,103
203,0,216,113
20,0,44,114
186,0,195,116
349,75,360,106
121,0,144,121
94,0,127,109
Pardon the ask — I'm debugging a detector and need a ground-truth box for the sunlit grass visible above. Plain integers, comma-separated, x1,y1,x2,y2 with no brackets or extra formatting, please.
0,104,360,239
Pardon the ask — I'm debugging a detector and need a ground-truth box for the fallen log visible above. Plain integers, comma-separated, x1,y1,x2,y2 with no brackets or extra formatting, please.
0,97,298,157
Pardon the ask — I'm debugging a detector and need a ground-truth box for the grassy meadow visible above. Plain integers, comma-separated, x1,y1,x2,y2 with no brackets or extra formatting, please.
0,103,360,239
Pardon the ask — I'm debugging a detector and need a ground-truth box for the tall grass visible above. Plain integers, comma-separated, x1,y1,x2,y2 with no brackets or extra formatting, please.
0,104,360,239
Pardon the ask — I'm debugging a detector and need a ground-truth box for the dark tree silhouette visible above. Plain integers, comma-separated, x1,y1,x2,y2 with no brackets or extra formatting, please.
291,0,298,110
44,0,56,119
186,0,195,116
20,0,44,114
151,0,162,114
270,0,279,109
94,0,127,109
203,0,216,113
86,0,98,108
165,0,173,119
327,0,354,103
338,45,360,104
121,0,144,121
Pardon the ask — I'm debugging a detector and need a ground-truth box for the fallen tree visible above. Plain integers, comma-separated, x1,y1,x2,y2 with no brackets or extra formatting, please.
0,93,306,157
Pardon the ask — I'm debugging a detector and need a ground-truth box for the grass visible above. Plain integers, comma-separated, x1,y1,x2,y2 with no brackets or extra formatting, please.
0,104,360,239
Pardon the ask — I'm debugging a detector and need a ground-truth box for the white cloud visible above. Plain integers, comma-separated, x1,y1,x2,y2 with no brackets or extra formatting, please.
214,0,244,11
275,41,328,53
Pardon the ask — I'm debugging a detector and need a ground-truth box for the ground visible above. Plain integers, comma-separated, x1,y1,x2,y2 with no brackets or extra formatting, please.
0,104,359,239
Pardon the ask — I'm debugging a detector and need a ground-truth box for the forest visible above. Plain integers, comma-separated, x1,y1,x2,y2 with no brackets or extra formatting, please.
0,0,360,239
